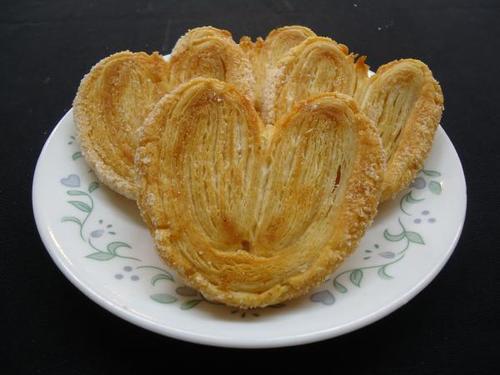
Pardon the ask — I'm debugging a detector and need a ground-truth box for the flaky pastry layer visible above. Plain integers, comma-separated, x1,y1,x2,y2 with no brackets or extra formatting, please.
168,27,255,102
136,78,384,308
73,51,170,199
262,36,369,125
240,25,317,113
358,59,444,201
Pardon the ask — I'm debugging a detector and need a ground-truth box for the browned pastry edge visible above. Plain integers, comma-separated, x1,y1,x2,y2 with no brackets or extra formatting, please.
172,26,233,53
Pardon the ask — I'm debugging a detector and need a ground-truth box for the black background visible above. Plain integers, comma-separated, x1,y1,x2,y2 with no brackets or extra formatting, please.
1,0,499,373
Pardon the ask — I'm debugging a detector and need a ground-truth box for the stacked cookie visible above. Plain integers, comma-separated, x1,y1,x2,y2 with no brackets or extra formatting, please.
73,26,443,308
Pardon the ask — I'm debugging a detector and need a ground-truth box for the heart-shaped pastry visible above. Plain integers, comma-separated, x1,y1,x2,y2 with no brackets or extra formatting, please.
358,59,444,201
136,77,384,308
74,51,170,199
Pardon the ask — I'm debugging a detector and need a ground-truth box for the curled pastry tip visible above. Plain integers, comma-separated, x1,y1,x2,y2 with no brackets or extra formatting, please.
172,26,233,51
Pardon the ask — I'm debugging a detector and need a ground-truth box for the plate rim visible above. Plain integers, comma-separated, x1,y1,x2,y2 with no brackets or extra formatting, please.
32,110,467,348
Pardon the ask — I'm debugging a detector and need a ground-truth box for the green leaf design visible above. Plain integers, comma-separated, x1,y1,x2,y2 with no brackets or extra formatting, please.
86,252,114,261
61,216,82,225
377,266,393,280
135,266,175,281
383,229,405,242
422,169,441,177
150,293,177,304
72,151,82,160
405,192,424,203
349,269,363,287
106,241,131,255
405,231,425,245
333,279,348,293
400,191,424,215
429,180,442,195
67,190,88,196
181,299,202,310
151,273,174,285
88,181,99,193
68,200,91,213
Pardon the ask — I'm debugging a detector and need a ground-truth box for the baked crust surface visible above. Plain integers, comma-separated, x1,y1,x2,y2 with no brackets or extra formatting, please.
136,78,384,308
240,25,317,113
262,36,368,125
168,27,255,102
171,26,233,53
358,59,444,201
73,51,170,199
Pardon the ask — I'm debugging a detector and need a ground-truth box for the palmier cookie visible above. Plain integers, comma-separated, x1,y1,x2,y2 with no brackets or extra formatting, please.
136,77,384,308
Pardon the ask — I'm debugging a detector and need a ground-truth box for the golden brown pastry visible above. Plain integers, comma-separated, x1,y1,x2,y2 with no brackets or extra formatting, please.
240,25,317,112
73,25,444,309
74,51,169,199
136,77,384,308
262,36,369,125
167,27,255,101
171,26,232,53
357,59,444,201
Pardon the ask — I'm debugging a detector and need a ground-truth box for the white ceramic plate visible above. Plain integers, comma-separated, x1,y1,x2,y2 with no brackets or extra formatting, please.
33,108,466,348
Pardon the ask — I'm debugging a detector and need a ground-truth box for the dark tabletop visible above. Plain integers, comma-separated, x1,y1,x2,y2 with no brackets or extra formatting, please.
1,0,499,373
